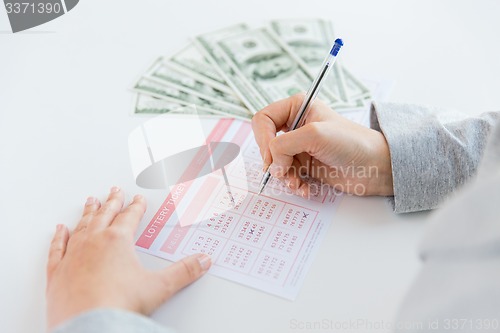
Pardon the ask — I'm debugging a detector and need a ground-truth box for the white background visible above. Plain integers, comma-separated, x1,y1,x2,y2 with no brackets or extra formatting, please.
1,1,499,332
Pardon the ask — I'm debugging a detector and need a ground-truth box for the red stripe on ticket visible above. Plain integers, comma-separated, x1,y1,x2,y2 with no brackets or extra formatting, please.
136,119,234,249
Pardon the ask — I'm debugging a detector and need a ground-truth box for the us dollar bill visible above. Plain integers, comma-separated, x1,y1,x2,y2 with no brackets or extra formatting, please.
270,18,349,103
133,93,219,117
194,24,269,114
144,57,247,110
270,19,371,105
213,27,341,113
168,43,233,94
342,68,371,102
132,78,251,121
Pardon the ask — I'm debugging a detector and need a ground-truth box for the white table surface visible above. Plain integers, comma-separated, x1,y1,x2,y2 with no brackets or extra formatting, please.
1,1,499,332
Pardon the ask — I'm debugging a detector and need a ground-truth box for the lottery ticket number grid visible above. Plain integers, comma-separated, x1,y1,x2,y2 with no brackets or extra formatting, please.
135,118,341,300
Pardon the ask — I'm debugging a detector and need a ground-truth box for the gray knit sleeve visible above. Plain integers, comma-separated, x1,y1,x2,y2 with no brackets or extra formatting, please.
51,309,175,333
370,102,499,213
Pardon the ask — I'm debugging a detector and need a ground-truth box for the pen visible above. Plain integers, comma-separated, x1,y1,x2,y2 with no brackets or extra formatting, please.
258,38,344,195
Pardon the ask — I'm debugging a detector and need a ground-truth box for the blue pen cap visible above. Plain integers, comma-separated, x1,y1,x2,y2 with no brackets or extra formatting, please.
330,38,344,56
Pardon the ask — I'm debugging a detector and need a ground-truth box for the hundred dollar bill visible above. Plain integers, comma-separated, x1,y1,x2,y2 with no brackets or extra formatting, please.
133,93,219,117
270,19,371,104
168,44,233,94
214,27,341,113
133,78,251,121
270,18,349,103
194,24,269,114
144,57,247,110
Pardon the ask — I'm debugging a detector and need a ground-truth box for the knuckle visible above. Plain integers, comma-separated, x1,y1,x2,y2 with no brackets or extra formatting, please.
128,203,145,215
268,136,281,153
97,202,118,217
82,209,94,219
96,206,110,218
79,214,94,227
49,246,63,257
291,92,305,103
251,111,266,130
305,122,322,137
269,136,288,160
104,227,126,241
49,234,61,246
159,276,175,300
116,206,142,224
290,93,306,109
180,259,198,280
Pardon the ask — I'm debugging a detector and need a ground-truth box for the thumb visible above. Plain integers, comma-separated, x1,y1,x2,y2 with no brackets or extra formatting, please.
268,123,320,178
156,253,211,301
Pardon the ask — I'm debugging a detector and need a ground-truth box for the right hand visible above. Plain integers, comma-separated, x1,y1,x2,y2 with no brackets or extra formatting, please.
251,94,394,197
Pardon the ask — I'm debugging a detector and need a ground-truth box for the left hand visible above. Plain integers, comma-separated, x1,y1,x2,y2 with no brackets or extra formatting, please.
46,187,211,330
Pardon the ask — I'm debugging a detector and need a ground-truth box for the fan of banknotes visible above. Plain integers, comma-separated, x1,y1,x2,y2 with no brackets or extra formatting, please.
131,19,373,120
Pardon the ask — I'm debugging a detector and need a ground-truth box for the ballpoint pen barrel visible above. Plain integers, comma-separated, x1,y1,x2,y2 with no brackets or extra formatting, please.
259,39,343,196
290,53,337,130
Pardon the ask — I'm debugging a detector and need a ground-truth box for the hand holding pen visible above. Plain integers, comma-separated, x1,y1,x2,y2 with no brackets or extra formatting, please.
258,39,344,195
252,39,394,198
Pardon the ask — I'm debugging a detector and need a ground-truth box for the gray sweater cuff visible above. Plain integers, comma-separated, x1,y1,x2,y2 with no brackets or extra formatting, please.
370,102,499,213
51,308,175,333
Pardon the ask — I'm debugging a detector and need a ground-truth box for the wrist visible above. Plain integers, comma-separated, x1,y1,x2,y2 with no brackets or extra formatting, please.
366,130,394,196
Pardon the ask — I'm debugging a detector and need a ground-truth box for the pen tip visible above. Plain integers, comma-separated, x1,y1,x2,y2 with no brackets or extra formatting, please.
257,184,264,195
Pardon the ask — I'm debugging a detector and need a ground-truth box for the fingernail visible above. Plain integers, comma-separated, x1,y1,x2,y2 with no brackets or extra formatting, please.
56,224,63,231
285,179,292,189
197,254,212,272
133,194,143,202
85,197,95,206
269,163,281,178
110,186,120,193
299,188,307,198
